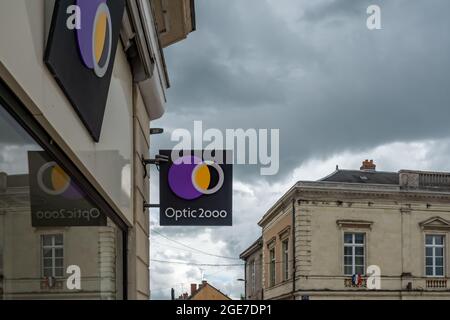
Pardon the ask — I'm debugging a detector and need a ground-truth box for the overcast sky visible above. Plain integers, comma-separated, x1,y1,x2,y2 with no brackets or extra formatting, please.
149,0,450,299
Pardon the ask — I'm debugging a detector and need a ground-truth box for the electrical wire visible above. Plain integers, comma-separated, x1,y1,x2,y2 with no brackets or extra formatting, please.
151,229,240,260
151,259,244,267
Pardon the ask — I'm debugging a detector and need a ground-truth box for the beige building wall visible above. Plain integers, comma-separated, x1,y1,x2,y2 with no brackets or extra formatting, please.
0,0,194,300
297,196,450,299
0,0,170,300
259,182,450,300
152,0,195,47
130,86,151,300
0,0,136,224
262,205,293,300
243,248,263,300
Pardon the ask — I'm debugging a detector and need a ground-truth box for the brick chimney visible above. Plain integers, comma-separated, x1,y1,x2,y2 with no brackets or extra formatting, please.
360,159,376,171
190,283,197,296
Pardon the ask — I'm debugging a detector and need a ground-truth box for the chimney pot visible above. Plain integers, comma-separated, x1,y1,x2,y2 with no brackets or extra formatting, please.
360,160,376,171
190,283,197,296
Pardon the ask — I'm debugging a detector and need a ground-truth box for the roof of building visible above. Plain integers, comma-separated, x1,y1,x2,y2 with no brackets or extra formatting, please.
188,281,231,301
257,160,450,227
320,169,399,185
239,236,263,260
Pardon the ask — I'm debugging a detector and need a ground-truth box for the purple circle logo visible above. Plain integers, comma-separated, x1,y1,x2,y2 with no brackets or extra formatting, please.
168,156,225,200
76,0,112,78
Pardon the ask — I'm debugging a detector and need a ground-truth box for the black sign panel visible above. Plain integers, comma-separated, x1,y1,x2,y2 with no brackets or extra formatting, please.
28,151,107,227
44,0,126,142
159,150,233,226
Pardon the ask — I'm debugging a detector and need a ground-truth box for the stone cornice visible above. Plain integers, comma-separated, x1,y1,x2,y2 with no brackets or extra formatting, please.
278,226,291,240
419,217,450,231
337,220,373,230
258,181,450,227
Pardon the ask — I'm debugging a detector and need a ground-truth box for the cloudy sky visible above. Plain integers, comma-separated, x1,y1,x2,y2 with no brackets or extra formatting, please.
149,0,450,299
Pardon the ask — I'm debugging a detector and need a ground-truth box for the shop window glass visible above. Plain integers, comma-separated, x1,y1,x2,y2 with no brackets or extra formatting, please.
0,103,123,299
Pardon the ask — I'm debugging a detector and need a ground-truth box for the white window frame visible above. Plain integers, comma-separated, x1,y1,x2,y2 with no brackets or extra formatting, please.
41,234,64,278
250,260,256,293
282,239,289,281
269,248,276,287
343,232,366,276
425,234,446,278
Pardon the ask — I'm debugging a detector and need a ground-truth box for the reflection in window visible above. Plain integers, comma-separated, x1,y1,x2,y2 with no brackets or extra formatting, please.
0,102,124,299
41,234,64,278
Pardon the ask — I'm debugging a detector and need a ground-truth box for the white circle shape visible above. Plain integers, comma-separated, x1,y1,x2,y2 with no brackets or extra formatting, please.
92,3,112,78
191,161,225,195
37,162,71,196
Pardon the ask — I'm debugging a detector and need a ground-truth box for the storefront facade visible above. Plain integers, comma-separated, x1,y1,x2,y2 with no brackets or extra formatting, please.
0,0,195,299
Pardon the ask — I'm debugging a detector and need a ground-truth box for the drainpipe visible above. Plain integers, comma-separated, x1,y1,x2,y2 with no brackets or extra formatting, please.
292,197,296,300
244,261,247,299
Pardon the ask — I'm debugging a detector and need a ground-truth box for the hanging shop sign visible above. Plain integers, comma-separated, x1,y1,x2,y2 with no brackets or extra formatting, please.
159,150,233,226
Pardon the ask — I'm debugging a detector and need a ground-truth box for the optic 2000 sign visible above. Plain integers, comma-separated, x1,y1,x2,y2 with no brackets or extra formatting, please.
159,150,233,226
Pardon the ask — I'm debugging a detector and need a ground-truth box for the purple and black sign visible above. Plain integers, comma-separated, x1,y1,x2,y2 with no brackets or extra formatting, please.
44,0,125,142
159,150,233,226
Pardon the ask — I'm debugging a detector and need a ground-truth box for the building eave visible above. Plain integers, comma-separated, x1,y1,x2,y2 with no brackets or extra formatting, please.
258,180,450,228
239,237,263,260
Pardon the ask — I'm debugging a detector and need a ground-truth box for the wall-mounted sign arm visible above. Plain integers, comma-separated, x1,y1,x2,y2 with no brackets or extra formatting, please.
143,201,160,211
150,128,164,135
142,154,169,178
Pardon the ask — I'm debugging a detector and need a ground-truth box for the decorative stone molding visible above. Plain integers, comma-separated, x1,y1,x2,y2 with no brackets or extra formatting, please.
399,171,420,188
278,226,291,240
266,236,276,249
426,279,447,289
419,216,450,231
337,220,373,230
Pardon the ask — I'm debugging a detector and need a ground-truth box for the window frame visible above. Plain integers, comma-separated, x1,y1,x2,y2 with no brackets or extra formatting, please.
250,259,256,294
282,239,289,281
425,234,446,278
269,248,276,287
41,234,64,278
343,232,366,276
0,78,128,299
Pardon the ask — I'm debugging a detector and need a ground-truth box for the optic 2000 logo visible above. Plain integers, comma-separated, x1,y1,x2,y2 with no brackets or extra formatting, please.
168,155,225,201
66,0,113,77
37,162,83,199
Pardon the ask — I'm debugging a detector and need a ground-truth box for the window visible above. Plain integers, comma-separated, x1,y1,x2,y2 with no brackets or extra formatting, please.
344,233,365,275
425,235,445,277
250,260,256,293
282,240,289,281
269,248,275,287
0,93,124,299
41,234,64,278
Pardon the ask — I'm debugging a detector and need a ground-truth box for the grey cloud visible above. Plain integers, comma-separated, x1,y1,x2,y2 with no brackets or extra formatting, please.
150,0,450,299
152,0,450,182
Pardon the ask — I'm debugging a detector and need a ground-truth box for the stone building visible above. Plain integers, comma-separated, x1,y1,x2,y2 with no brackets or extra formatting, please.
239,237,263,300
242,160,450,300
178,280,231,300
0,0,195,299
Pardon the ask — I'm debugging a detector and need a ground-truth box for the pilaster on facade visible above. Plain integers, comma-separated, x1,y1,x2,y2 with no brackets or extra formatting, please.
295,205,312,277
99,224,118,300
